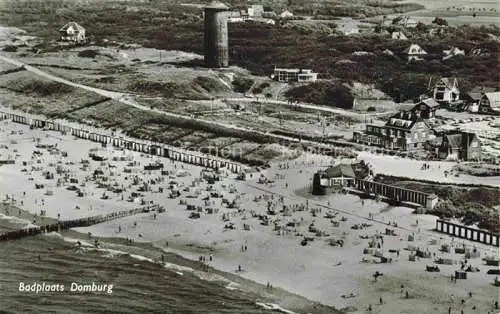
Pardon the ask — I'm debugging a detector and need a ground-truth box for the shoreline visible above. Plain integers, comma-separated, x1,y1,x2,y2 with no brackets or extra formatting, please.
0,203,339,314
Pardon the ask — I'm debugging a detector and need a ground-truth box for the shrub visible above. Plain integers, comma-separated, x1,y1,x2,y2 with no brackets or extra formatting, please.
366,106,376,112
232,77,254,93
78,49,99,58
23,81,74,96
2,45,18,52
285,81,355,109
193,76,226,92
259,82,270,89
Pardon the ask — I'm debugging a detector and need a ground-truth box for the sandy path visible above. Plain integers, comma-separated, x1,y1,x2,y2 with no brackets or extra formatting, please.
0,54,335,147
225,97,392,118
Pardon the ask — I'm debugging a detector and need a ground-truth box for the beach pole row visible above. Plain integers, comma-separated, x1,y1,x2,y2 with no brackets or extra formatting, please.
0,109,245,174
0,205,159,242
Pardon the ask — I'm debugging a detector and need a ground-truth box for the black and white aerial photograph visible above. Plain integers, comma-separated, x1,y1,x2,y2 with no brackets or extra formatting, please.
0,0,499,313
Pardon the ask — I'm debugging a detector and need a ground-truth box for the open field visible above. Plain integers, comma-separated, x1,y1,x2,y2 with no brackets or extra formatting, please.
0,0,498,105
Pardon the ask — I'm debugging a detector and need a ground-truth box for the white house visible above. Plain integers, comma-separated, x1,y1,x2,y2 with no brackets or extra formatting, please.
248,5,264,17
394,16,418,28
272,68,317,83
433,78,460,105
478,92,500,114
337,18,360,36
442,47,465,60
404,43,427,61
59,22,86,43
391,31,408,40
279,10,294,19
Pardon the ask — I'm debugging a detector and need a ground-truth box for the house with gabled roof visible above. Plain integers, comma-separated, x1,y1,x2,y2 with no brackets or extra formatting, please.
59,22,86,43
313,163,356,194
279,10,294,19
391,31,408,40
393,16,418,28
478,92,500,114
354,110,435,151
437,131,481,161
412,98,440,119
404,44,426,62
432,78,460,105
442,47,465,60
464,87,497,112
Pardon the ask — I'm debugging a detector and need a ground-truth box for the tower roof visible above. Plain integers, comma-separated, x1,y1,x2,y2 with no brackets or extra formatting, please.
205,1,229,10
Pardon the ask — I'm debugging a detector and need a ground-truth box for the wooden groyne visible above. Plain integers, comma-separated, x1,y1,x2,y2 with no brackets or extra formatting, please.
0,205,158,242
0,109,245,174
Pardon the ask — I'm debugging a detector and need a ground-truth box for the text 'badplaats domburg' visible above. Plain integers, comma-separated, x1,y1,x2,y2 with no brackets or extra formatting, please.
18,282,113,294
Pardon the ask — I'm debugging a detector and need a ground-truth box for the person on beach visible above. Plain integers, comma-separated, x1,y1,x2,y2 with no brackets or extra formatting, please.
161,254,164,263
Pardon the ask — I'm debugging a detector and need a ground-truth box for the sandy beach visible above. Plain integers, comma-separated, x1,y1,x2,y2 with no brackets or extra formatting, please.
1,117,499,314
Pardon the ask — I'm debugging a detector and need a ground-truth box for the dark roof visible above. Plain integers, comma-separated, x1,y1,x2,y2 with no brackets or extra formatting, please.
470,86,496,93
205,1,229,10
443,132,479,149
418,98,440,108
444,134,462,148
385,110,420,129
482,92,500,108
466,92,482,101
324,164,355,178
436,78,458,90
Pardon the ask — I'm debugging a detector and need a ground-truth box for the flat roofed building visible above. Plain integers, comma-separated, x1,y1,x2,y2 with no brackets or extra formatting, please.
273,68,317,83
